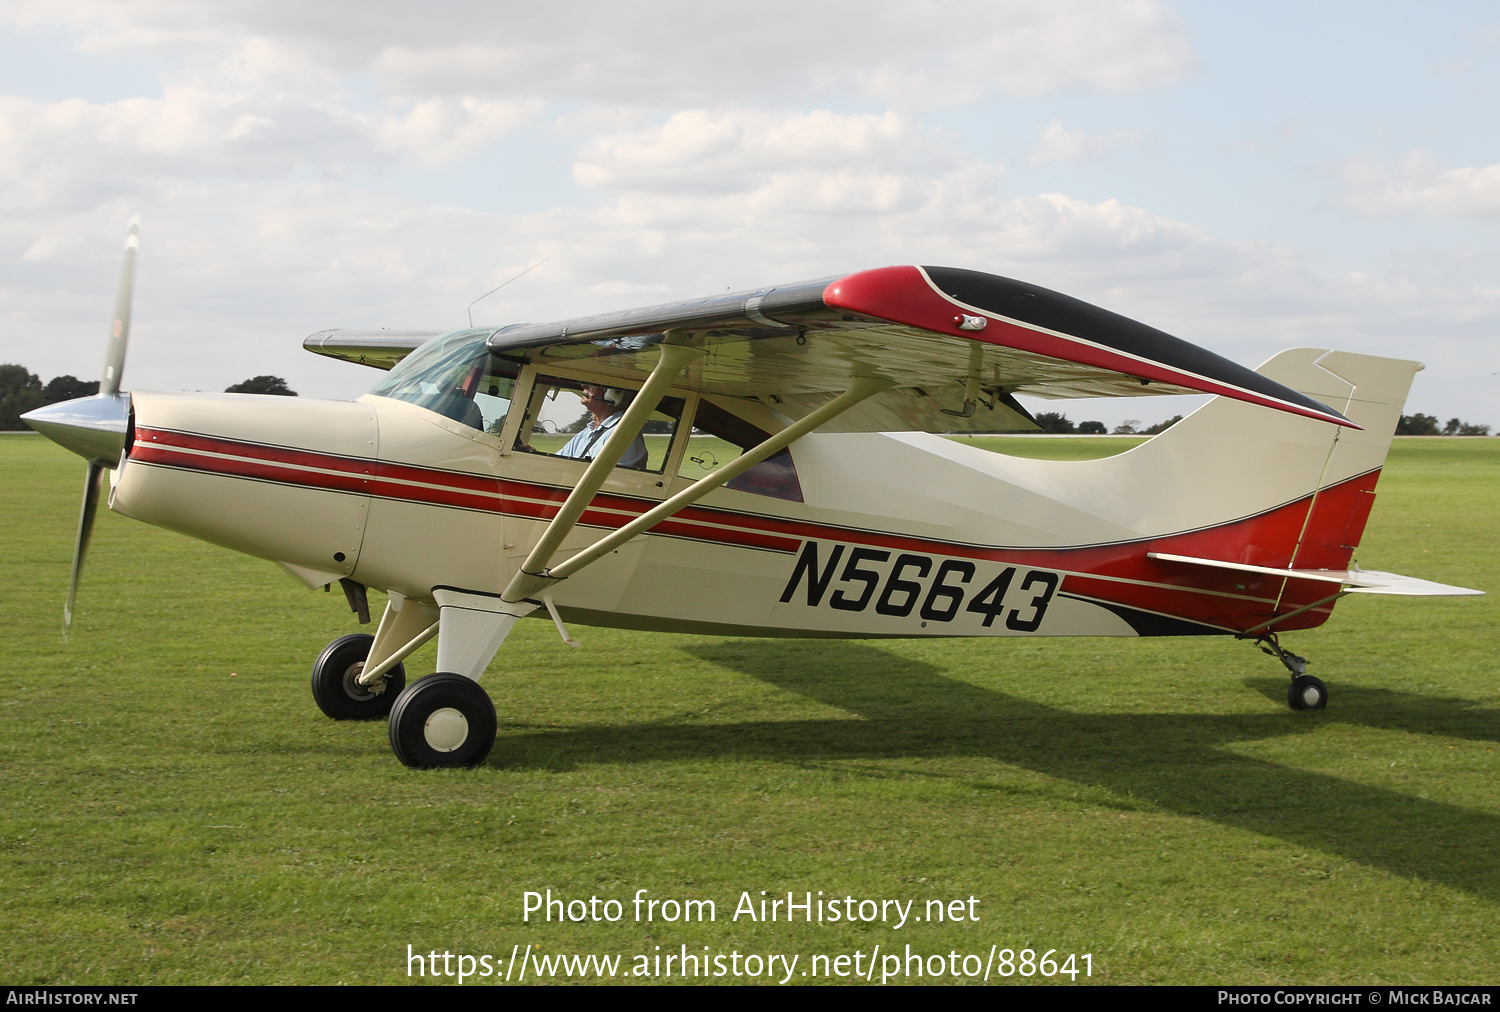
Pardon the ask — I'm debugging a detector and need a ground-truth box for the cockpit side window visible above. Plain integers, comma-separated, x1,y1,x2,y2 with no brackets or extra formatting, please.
368,329,518,433
512,374,684,474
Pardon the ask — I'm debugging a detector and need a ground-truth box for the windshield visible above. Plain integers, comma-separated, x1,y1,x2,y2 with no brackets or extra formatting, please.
367,329,517,433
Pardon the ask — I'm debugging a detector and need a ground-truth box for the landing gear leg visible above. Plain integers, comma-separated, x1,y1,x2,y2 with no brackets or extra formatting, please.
383,588,538,769
1255,632,1327,711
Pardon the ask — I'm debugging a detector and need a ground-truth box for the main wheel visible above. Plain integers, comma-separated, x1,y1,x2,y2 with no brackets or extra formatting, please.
388,673,497,769
1287,674,1328,711
310,633,406,720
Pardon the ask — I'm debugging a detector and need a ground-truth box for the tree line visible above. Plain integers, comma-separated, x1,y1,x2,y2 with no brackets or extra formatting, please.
1032,412,1182,435
1395,413,1491,436
5,363,1488,438
1,366,297,429
0,364,99,429
1038,411,1492,437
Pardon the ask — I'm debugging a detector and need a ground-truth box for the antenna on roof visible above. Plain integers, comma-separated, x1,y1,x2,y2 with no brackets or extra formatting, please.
467,258,549,327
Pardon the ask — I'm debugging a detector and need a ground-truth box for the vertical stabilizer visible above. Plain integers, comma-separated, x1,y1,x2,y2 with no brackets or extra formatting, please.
1130,347,1421,571
1274,351,1420,570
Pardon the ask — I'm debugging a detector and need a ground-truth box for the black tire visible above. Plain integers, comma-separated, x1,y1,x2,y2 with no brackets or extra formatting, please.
1287,674,1328,711
388,673,497,769
310,633,406,720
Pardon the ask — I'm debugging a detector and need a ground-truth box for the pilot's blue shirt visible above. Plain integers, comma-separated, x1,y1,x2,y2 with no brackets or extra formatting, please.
557,409,648,470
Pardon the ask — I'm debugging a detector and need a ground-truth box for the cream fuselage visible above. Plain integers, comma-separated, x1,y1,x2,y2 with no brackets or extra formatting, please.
109,351,1416,643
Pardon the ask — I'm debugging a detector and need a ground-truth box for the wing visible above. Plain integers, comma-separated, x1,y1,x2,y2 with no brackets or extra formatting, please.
303,329,446,371
305,266,1354,433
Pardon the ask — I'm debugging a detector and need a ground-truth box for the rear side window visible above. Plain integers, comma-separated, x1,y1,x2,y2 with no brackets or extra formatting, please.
680,398,802,502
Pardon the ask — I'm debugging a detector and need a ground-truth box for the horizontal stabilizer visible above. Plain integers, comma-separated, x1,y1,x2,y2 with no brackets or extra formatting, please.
1147,553,1483,597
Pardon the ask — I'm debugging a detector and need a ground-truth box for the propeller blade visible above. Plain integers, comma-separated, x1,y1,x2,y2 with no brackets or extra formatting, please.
63,461,106,641
61,216,138,639
100,215,139,396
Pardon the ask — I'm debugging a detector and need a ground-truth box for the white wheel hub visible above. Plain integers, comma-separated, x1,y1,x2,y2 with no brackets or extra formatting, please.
424,707,470,752
1301,686,1322,707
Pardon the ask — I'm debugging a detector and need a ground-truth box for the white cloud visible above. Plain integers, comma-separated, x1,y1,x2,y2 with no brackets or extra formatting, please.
0,4,1494,428
0,89,353,213
368,97,542,165
0,85,540,216
573,109,965,197
11,153,1496,410
4,0,1196,107
1330,150,1500,217
1026,118,1144,168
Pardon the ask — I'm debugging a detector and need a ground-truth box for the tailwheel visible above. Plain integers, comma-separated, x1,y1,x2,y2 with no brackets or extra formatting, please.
388,673,497,769
1251,631,1329,712
1287,674,1328,712
310,633,406,720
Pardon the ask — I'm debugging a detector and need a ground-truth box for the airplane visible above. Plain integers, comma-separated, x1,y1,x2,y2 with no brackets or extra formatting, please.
23,220,1483,768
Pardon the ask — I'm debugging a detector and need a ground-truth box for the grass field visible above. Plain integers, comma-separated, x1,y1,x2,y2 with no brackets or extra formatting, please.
1,434,1495,985
943,434,1150,459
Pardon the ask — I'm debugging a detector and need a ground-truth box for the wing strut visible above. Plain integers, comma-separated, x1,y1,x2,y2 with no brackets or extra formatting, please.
502,372,894,603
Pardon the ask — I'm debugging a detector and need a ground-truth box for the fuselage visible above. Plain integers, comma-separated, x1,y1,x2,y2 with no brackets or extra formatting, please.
107,348,1418,641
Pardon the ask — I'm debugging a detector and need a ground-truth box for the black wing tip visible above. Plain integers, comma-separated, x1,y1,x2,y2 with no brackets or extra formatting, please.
919,266,1358,427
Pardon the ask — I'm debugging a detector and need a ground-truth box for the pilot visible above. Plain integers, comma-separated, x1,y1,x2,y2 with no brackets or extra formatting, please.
556,384,649,470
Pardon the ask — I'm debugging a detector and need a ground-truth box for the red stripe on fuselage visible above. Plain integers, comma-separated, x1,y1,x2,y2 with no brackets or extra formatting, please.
131,425,1376,634
131,427,803,553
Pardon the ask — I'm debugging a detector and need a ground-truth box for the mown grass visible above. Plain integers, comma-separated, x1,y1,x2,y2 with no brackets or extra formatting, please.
943,434,1148,460
0,435,1494,985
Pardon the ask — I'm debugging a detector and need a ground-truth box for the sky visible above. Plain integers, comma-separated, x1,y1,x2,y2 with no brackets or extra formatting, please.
1,0,1496,430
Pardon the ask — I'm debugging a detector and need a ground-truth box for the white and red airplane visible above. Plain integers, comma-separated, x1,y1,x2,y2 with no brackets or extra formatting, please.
25,222,1481,767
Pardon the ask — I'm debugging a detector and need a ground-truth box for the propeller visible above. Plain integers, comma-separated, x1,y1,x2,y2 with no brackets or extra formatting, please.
60,216,139,640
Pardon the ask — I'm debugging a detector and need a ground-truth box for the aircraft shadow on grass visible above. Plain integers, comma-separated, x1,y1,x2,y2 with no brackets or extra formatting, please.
489,641,1500,904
